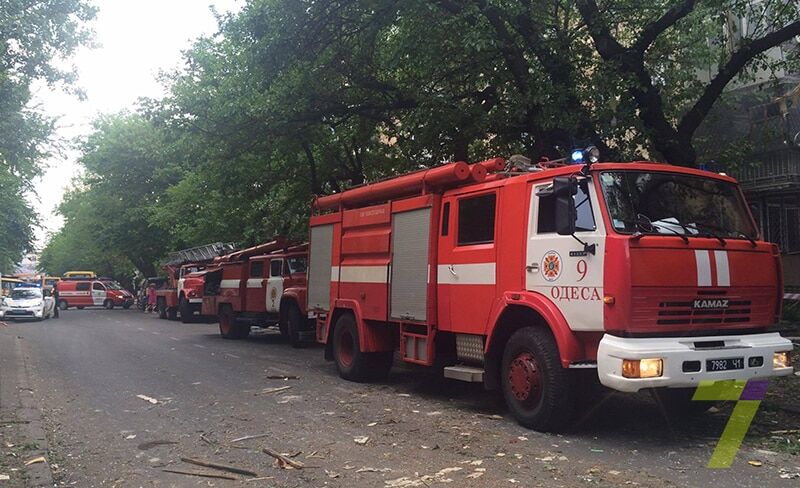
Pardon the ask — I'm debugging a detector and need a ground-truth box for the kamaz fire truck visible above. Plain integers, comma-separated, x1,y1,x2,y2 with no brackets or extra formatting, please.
155,242,237,322
307,152,794,431
200,239,311,346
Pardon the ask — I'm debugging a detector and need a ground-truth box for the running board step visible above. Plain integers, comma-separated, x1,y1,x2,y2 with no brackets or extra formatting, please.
443,365,484,383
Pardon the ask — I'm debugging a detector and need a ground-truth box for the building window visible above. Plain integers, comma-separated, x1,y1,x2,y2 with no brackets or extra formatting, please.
457,193,496,246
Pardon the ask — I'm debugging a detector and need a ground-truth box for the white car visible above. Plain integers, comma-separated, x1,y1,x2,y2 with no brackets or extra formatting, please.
0,287,56,321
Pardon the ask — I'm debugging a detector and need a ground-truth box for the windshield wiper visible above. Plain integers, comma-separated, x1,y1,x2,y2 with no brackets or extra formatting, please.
630,214,688,244
684,222,726,246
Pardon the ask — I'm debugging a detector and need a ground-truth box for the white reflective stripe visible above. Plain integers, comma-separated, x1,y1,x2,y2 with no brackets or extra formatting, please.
437,263,496,285
220,279,240,288
695,250,712,287
338,266,388,284
246,278,263,289
330,266,340,282
714,250,730,287
188,298,203,303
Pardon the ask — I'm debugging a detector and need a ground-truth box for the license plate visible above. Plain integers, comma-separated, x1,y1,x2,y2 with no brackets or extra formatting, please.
706,358,744,372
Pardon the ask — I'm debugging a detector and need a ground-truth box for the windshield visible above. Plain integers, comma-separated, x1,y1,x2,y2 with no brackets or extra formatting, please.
599,171,756,238
104,281,123,290
11,288,42,300
287,256,307,274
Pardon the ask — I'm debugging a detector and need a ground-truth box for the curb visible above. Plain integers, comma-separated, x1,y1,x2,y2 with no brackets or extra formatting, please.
1,335,54,487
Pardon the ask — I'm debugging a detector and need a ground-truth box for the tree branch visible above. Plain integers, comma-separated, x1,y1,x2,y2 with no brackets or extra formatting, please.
679,19,800,138
633,0,697,54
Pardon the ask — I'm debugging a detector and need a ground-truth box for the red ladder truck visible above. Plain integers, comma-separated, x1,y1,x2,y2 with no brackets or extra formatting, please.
307,152,794,431
201,239,311,346
156,242,237,322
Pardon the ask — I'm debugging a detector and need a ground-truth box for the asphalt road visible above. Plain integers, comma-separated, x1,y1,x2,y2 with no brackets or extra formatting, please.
0,309,798,487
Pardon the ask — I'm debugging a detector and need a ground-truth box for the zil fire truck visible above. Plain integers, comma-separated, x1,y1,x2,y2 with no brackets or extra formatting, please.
306,151,795,431
200,239,311,346
155,242,237,322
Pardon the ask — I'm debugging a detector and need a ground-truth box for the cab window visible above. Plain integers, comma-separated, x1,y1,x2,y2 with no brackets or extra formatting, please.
93,282,105,291
537,182,595,233
270,260,283,277
457,193,496,246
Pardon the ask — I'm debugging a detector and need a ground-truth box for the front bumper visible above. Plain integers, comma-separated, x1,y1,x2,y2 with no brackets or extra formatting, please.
0,307,43,319
597,332,794,392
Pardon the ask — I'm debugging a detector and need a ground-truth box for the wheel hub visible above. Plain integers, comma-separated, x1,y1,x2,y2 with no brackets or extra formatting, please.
508,352,542,403
338,329,354,367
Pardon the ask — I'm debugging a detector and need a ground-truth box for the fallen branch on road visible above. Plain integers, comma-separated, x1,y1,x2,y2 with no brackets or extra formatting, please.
263,448,304,469
256,386,292,396
181,457,259,477
0,420,30,425
162,468,237,480
231,433,270,443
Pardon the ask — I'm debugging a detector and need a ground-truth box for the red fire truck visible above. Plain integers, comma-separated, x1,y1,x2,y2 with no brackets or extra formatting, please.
201,240,311,346
155,242,237,322
307,152,794,431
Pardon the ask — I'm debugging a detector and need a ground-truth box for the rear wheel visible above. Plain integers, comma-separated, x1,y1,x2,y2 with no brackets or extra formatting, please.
77,306,84,310
218,306,249,339
501,327,575,432
58,300,68,311
157,298,167,319
104,299,114,310
167,306,178,321
332,314,392,382
179,297,193,323
287,304,307,348
123,304,131,310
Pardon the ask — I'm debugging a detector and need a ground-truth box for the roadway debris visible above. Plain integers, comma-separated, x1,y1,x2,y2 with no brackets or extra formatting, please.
262,447,304,469
24,456,47,466
137,440,178,450
230,433,270,443
135,394,158,404
162,468,237,480
354,436,369,445
256,386,292,396
181,457,259,477
266,375,299,380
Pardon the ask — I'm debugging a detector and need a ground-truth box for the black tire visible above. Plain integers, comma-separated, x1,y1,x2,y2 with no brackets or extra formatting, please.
104,299,114,310
158,298,167,319
167,306,178,321
77,306,84,310
58,300,68,311
332,314,392,382
501,327,576,432
179,296,192,324
287,304,307,348
218,306,249,339
650,388,714,418
123,304,131,310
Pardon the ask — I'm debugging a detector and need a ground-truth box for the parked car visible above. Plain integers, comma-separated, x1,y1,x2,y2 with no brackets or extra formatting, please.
0,286,56,321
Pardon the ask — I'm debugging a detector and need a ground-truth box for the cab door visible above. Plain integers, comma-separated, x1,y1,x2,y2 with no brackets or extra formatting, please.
437,190,498,333
246,259,266,314
92,281,106,306
525,179,605,332
266,259,284,313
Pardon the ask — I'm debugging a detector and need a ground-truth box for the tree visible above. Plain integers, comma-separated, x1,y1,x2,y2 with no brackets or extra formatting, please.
0,0,95,268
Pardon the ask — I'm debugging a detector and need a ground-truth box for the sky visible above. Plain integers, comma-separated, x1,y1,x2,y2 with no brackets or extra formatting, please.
30,0,242,249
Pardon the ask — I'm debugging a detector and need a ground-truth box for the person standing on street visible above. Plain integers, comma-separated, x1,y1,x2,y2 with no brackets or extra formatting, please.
147,283,157,313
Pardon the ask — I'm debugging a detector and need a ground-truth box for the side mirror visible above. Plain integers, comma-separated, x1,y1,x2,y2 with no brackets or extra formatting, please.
554,176,577,236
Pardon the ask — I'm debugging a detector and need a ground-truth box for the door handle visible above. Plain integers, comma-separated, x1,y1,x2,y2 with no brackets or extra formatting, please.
526,263,539,273
448,264,457,277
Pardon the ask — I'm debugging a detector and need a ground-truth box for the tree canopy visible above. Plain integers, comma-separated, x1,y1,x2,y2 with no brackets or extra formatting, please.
0,0,95,273
41,0,800,278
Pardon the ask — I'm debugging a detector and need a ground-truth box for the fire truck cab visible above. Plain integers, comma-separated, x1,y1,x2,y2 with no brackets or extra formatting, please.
308,155,794,431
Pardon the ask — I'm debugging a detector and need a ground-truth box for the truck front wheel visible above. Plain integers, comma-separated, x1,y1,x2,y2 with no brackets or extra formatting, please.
179,297,193,324
332,314,392,382
501,327,575,432
157,297,167,319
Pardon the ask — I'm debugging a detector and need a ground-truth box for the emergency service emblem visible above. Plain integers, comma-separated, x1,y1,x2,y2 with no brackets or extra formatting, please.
541,251,562,282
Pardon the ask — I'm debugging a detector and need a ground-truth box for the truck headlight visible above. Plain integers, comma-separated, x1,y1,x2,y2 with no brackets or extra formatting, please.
773,352,791,369
622,358,663,378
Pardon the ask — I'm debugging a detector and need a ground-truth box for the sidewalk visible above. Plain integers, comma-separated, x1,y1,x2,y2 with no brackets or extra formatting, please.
0,328,54,487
